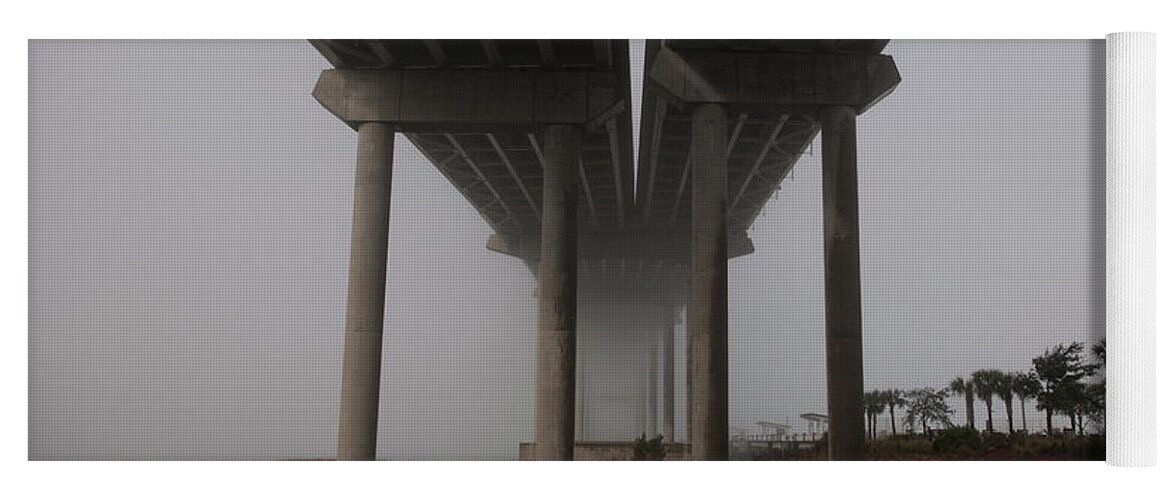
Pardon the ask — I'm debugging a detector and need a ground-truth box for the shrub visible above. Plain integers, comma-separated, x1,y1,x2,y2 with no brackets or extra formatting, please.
981,431,1011,450
1083,435,1106,460
933,426,982,454
633,433,665,460
867,434,934,459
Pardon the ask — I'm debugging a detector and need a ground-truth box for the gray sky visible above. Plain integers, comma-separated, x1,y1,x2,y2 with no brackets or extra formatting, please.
29,39,1103,460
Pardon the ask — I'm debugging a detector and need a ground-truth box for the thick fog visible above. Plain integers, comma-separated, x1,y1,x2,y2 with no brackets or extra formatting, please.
29,39,1103,459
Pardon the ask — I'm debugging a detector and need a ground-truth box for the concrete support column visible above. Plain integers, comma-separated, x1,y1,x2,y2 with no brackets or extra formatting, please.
686,306,693,446
634,318,647,435
534,124,582,460
662,306,676,443
337,121,395,461
688,102,729,460
576,362,586,442
820,105,866,460
647,327,659,436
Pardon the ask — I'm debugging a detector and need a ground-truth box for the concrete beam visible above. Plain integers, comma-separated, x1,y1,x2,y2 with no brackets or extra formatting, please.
592,40,613,68
730,115,789,211
649,48,900,113
638,99,667,222
669,156,693,226
605,119,628,228
367,41,395,67
309,40,346,68
485,230,754,263
313,69,623,132
633,40,667,218
479,40,503,67
422,40,449,67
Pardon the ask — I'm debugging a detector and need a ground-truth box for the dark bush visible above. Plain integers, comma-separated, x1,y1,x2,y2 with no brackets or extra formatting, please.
633,433,665,460
1083,435,1106,460
933,426,982,454
982,431,1011,450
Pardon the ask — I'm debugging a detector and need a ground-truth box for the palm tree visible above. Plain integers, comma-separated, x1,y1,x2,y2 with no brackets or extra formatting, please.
970,369,1004,432
880,389,906,437
1012,371,1042,434
948,376,976,429
863,391,886,440
1089,340,1106,431
992,372,1016,435
1092,339,1106,372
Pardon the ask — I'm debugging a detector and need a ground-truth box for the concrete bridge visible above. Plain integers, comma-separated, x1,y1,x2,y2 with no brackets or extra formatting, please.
310,39,900,460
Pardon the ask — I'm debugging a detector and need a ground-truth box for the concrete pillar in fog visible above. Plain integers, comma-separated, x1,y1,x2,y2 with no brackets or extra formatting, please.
688,102,730,460
820,105,866,461
662,306,676,443
647,325,659,436
635,311,646,435
686,307,693,446
337,122,395,461
534,124,582,460
576,360,586,442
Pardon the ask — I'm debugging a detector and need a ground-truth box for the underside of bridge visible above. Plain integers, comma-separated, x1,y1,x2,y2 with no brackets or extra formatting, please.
310,39,899,460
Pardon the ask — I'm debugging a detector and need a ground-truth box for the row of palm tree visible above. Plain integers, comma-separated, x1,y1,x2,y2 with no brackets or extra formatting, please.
864,340,1104,438
862,390,905,439
864,387,956,438
950,369,1042,434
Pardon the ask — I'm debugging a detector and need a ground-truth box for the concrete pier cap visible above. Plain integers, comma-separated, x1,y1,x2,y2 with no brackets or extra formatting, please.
647,46,901,114
312,69,625,133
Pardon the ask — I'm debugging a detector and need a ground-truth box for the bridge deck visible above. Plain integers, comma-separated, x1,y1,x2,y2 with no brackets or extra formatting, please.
634,40,889,236
311,40,889,304
311,39,634,240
